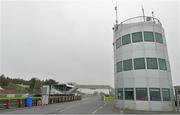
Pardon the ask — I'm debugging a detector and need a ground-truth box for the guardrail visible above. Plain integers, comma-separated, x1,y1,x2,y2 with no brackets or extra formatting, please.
48,96,81,104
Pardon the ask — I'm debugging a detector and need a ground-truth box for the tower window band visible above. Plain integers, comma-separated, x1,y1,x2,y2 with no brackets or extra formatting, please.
116,31,164,49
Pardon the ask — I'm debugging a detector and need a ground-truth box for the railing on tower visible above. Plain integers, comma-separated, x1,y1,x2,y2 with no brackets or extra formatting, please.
120,16,162,26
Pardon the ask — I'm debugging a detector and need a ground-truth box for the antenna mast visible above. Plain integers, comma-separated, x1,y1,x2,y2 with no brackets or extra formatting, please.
152,11,154,21
115,1,118,25
141,5,145,22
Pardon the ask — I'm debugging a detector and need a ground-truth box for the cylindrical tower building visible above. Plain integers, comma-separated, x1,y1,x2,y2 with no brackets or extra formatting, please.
113,16,175,111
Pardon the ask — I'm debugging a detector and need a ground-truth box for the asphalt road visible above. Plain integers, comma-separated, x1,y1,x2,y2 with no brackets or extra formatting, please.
0,96,119,114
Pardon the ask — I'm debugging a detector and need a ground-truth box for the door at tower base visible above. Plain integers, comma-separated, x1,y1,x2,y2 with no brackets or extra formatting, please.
113,16,175,111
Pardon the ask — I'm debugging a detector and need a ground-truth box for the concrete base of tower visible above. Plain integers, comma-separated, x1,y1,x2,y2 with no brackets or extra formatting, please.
115,100,175,111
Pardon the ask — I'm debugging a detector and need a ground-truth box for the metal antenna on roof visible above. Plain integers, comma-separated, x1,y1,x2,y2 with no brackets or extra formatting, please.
115,1,118,25
152,11,155,21
141,5,145,22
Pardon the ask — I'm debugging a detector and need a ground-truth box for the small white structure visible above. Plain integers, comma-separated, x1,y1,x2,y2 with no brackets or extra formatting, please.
0,86,3,90
42,85,49,105
113,16,175,111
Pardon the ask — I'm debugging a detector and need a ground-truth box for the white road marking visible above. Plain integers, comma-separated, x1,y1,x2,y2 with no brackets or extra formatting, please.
58,108,65,112
91,102,106,114
120,110,124,114
92,109,98,114
82,98,87,101
99,106,103,109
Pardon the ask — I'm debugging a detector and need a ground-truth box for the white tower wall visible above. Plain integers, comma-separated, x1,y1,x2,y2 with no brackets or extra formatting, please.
113,17,175,111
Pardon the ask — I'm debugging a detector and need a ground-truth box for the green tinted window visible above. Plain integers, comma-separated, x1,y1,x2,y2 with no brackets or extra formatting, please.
136,88,148,101
166,61,171,71
150,88,161,101
123,59,132,71
132,32,143,43
116,37,121,49
117,61,122,72
162,88,170,101
158,58,167,70
122,34,131,45
118,88,123,100
162,36,166,44
146,58,158,69
144,32,154,42
155,33,163,43
125,88,134,100
134,58,145,69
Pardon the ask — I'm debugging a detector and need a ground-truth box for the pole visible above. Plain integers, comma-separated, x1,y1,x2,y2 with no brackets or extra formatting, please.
115,1,118,25
152,11,155,22
141,5,145,22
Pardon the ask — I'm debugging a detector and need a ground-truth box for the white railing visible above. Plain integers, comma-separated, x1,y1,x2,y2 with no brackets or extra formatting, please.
120,16,162,26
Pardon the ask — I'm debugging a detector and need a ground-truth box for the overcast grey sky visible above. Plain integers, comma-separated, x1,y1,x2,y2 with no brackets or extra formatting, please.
0,0,180,87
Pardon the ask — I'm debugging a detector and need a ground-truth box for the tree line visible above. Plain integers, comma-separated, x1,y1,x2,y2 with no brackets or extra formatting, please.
0,74,59,94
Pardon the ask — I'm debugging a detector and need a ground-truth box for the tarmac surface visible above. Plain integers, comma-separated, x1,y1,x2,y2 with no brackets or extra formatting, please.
0,96,119,114
0,96,180,114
